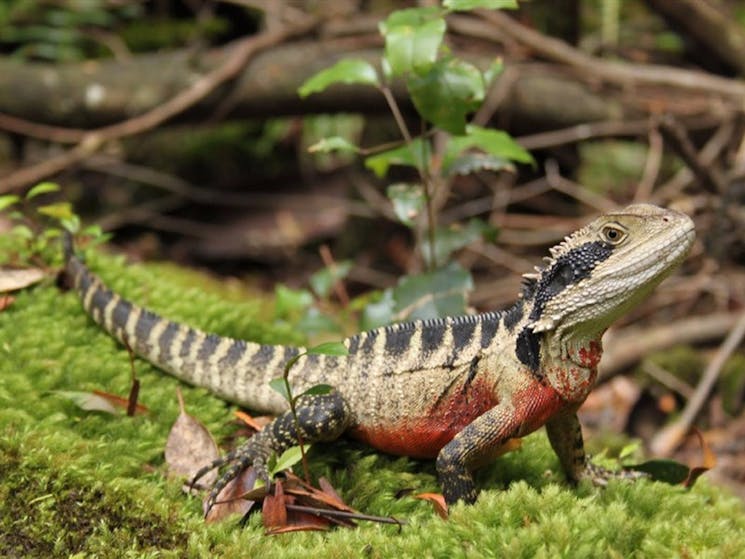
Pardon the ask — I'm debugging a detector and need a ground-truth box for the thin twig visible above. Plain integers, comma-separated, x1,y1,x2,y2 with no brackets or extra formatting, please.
657,114,726,195
0,17,318,194
477,10,745,99
544,159,618,213
650,311,745,456
284,504,406,527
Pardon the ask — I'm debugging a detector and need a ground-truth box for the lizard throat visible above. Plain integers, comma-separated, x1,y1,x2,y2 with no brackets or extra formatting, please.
544,338,602,403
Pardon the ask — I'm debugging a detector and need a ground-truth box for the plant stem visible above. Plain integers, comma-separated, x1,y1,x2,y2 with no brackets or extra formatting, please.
380,86,438,269
283,372,311,484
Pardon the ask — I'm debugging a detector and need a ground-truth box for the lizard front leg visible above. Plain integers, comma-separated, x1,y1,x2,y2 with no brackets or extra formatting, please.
193,391,352,513
436,405,523,505
545,411,645,485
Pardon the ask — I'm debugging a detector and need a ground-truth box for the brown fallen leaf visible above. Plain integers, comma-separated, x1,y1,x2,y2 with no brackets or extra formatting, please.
234,410,273,432
0,267,45,293
164,388,220,490
206,467,260,523
263,479,289,531
91,389,148,415
414,492,449,520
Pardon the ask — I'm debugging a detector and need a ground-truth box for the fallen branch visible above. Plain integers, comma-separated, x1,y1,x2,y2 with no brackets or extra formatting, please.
649,311,745,455
599,312,743,380
0,16,318,193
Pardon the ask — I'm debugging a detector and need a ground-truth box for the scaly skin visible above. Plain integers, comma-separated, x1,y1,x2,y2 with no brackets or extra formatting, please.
63,204,695,508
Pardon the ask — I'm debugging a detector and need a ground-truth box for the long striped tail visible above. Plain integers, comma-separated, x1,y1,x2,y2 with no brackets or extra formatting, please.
63,232,302,413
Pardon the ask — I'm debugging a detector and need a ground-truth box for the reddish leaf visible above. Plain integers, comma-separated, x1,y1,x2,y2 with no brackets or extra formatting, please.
0,294,14,311
268,509,331,534
318,477,350,509
415,492,449,519
91,389,148,415
206,467,260,523
683,427,716,488
234,410,273,432
263,480,288,531
165,389,219,488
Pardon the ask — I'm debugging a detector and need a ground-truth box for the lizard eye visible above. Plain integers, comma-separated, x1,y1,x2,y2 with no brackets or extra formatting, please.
600,224,627,245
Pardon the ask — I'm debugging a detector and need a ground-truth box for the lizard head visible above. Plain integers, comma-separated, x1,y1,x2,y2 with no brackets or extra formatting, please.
522,204,695,339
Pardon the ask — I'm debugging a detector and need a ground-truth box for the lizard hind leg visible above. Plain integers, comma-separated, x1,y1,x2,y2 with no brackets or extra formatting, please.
198,390,352,514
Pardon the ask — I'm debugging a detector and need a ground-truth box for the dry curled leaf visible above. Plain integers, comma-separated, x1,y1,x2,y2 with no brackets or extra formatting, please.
414,492,449,520
205,467,260,523
164,389,219,489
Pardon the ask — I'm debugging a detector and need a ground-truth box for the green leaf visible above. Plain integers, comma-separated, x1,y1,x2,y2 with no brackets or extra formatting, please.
60,214,81,233
422,218,498,266
307,341,348,357
298,384,334,398
360,289,395,330
0,195,20,212
386,183,426,227
269,445,309,476
444,125,533,171
393,262,473,320
619,440,642,461
82,224,105,239
297,307,342,337
365,138,431,178
444,0,518,10
407,57,485,134
26,181,60,199
10,224,34,240
309,260,352,299
274,284,313,319
298,59,379,98
627,459,691,485
37,202,74,221
307,136,360,155
444,153,514,176
379,7,446,77
268,377,291,403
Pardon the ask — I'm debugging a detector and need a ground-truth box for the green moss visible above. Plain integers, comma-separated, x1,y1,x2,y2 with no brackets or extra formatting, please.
1,250,744,557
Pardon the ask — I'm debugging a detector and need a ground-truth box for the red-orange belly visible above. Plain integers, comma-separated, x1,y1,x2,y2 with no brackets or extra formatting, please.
350,377,499,459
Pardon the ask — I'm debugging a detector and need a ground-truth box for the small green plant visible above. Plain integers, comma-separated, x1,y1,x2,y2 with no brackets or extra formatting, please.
267,341,348,482
0,182,106,268
299,1,533,325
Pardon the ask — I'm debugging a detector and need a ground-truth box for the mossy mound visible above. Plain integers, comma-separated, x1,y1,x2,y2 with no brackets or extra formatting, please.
1,251,744,558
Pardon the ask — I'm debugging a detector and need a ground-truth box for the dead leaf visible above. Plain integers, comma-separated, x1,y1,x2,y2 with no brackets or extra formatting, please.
414,492,449,520
91,389,148,415
683,427,716,488
234,410,273,431
206,467,260,523
0,267,45,293
164,389,220,489
0,294,15,311
263,479,288,531
53,390,119,414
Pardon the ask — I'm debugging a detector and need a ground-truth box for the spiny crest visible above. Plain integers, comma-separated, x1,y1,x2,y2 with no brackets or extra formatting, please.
521,223,594,296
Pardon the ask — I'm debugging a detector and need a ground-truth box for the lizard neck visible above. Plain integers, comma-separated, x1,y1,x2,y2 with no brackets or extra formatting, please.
541,330,603,403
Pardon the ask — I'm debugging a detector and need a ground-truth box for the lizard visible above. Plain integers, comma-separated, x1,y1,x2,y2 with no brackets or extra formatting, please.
63,203,695,509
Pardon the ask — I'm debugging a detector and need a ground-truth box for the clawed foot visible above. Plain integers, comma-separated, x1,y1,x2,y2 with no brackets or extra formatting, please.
189,445,271,515
582,457,650,487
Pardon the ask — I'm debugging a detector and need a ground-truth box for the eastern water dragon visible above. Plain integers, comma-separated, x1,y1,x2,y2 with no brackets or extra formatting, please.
63,203,695,508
